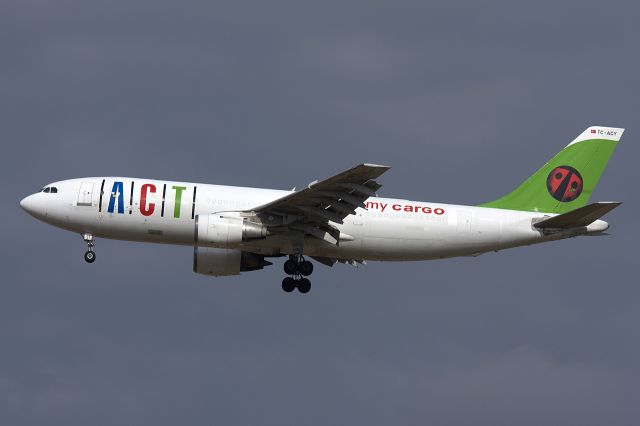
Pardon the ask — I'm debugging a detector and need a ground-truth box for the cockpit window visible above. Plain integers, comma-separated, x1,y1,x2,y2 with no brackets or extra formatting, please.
40,187,58,193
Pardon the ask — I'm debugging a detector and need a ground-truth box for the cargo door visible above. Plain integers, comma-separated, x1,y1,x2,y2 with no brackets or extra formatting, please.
77,181,95,206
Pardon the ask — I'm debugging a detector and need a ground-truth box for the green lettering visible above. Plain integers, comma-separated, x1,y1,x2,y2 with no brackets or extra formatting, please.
172,186,187,218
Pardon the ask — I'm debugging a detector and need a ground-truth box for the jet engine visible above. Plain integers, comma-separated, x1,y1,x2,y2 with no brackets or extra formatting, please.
193,246,272,276
195,213,268,247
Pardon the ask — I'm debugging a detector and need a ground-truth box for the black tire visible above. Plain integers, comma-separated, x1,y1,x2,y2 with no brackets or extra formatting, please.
283,259,297,275
84,251,96,263
282,277,296,293
299,260,313,276
297,278,311,294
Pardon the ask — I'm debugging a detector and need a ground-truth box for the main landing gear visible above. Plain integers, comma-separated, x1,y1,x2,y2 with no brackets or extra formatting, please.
83,233,96,263
282,255,313,294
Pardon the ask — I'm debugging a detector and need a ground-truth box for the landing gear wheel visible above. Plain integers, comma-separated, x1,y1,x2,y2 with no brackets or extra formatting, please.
299,260,313,276
282,255,312,293
283,259,297,275
297,278,311,294
282,277,296,293
82,233,96,264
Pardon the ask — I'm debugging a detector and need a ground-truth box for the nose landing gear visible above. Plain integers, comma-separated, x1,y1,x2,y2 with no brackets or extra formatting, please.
282,255,313,293
83,233,96,263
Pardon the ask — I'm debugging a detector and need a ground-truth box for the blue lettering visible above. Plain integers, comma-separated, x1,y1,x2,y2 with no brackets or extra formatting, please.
107,181,125,214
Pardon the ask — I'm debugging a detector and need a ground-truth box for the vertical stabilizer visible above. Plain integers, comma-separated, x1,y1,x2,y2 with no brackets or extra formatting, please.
481,126,624,213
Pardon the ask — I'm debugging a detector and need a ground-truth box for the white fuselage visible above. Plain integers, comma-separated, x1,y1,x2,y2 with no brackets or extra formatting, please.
21,177,608,261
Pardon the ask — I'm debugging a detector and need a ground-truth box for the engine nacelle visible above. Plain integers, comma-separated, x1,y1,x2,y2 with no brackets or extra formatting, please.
193,247,272,276
195,213,268,248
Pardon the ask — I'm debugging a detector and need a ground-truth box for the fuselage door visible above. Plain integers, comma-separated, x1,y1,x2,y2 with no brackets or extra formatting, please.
78,181,95,206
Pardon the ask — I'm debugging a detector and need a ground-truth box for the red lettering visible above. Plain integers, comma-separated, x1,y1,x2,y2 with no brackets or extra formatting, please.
392,204,401,211
434,208,445,215
421,206,432,214
140,184,156,216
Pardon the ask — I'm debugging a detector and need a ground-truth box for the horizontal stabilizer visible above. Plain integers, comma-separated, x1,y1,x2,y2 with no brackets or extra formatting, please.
534,202,622,229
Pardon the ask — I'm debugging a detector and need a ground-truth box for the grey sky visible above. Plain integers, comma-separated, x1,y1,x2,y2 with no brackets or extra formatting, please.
1,1,639,425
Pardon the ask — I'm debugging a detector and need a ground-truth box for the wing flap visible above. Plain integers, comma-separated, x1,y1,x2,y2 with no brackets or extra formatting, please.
310,256,337,267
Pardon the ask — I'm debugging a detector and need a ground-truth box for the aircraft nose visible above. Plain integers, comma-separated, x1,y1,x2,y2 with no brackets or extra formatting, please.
20,193,48,219
20,195,33,213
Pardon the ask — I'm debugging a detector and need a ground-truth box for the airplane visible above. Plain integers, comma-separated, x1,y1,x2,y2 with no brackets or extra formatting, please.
20,126,624,293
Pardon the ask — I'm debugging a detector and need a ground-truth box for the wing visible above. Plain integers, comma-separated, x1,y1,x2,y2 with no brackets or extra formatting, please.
249,163,390,245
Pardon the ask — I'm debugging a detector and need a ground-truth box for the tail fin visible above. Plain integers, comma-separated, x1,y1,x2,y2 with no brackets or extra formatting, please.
481,126,624,213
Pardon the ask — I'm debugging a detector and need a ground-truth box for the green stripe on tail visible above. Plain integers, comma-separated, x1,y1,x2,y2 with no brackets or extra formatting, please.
481,126,624,214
